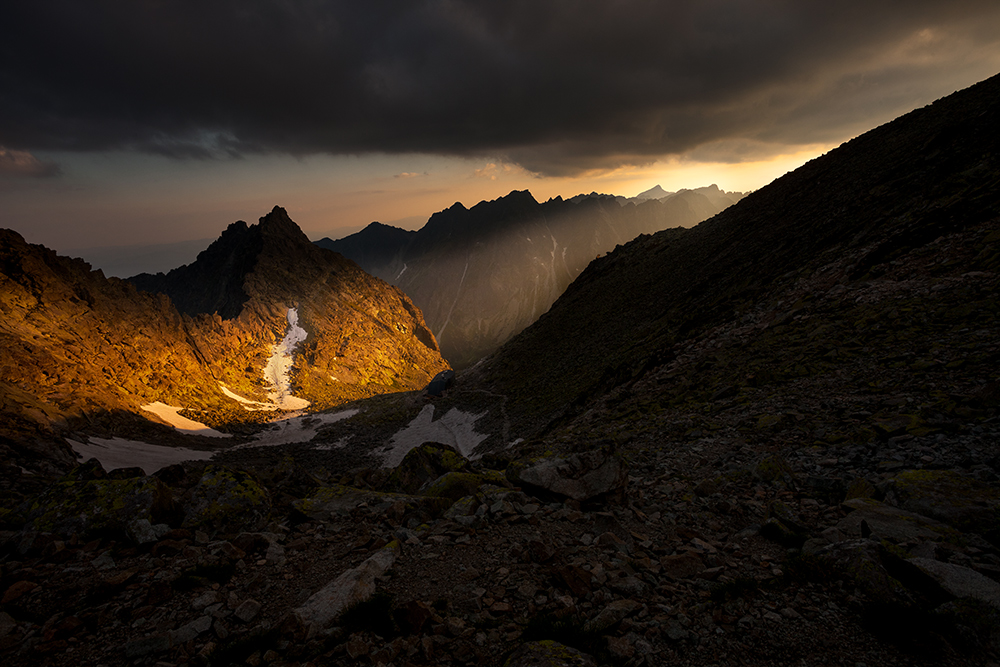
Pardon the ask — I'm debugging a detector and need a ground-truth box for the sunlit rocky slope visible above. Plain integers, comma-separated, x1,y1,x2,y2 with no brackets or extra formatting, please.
0,208,448,474
319,187,741,367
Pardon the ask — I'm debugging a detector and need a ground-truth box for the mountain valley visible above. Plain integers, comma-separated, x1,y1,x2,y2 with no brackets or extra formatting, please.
319,186,742,367
1,73,1000,667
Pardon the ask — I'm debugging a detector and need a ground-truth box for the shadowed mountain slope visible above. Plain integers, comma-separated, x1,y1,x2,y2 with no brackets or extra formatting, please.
469,71,1000,437
319,188,740,367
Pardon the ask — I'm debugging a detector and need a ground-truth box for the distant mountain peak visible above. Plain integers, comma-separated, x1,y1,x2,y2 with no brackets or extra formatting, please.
635,185,671,199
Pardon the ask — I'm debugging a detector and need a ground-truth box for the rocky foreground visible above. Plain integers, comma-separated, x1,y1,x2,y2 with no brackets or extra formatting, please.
1,410,998,667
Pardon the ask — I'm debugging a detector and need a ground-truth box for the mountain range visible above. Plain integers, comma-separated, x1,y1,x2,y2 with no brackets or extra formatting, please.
0,206,447,474
1,73,1000,666
319,185,742,367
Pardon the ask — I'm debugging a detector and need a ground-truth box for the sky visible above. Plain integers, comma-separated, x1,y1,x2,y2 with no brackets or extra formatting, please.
2,1,1000,264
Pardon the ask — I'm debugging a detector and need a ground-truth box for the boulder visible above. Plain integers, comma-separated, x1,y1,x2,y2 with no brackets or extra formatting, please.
292,541,400,637
584,599,643,633
811,538,911,605
419,469,508,501
507,447,627,502
386,442,472,494
20,475,177,543
888,470,1000,545
838,497,962,547
904,557,1000,611
181,466,271,536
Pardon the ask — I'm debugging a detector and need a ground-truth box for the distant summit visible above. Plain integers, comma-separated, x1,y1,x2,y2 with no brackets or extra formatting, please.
634,184,670,199
319,187,740,367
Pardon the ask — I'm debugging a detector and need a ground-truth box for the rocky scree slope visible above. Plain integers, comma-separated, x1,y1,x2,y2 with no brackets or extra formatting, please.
469,71,1000,440
319,188,739,368
4,77,1000,667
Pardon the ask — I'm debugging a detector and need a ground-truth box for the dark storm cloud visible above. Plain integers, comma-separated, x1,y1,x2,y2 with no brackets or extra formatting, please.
2,1,998,175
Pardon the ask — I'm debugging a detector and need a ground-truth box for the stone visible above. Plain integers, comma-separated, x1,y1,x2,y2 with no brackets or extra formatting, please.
504,640,598,667
292,542,400,634
660,551,705,580
584,599,642,632
838,497,961,547
126,519,170,545
169,615,212,645
555,564,593,597
234,599,262,623
420,470,507,501
889,470,1000,542
122,634,170,658
394,599,434,635
812,539,910,605
293,485,450,522
2,580,38,604
0,612,15,638
387,442,472,494
507,447,628,502
904,557,1000,610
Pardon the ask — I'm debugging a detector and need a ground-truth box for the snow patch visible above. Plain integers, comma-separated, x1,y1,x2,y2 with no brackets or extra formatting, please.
395,263,408,280
262,307,311,410
68,437,214,473
235,409,360,449
219,384,280,411
380,404,488,467
141,402,231,438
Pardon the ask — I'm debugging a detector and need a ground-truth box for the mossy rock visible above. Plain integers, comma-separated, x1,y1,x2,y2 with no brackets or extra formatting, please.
181,465,271,536
386,442,472,494
812,539,912,606
20,475,178,541
845,477,877,501
752,455,796,488
419,469,508,501
890,470,1000,545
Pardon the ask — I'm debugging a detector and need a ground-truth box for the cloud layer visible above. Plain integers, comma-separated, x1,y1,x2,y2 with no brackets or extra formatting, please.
2,1,998,175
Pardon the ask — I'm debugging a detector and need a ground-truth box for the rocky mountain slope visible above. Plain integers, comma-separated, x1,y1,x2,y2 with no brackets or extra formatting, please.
0,208,448,477
3,75,1000,667
130,207,447,410
319,188,741,367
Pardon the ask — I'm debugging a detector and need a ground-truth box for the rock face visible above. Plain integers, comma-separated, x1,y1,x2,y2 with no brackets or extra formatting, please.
0,207,449,476
131,206,448,410
319,188,740,367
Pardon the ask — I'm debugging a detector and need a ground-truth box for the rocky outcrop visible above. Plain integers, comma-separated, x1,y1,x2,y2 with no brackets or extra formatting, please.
291,541,400,637
507,447,628,502
131,206,449,410
180,466,271,536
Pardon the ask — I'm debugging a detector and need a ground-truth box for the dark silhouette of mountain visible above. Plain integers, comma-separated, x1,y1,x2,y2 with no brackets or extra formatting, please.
468,71,1000,437
318,187,740,367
